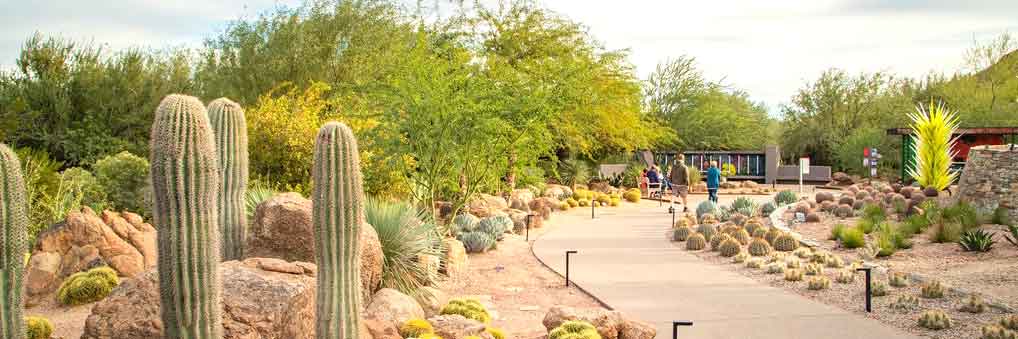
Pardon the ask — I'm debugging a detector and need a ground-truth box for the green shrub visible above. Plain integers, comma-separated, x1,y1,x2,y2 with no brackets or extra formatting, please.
943,200,979,229
775,190,798,205
245,182,277,220
56,266,119,305
861,204,886,223
856,219,876,234
829,224,846,240
18,147,63,246
93,151,150,214
549,321,601,339
992,207,1012,226
59,167,108,211
366,199,445,296
929,221,963,243
900,214,930,236
25,316,53,339
839,228,865,249
1005,224,1018,248
400,318,434,338
732,197,756,213
441,299,491,324
958,229,995,252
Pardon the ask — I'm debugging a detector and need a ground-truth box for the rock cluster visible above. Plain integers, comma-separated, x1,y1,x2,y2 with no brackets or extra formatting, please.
958,145,1018,222
543,306,656,339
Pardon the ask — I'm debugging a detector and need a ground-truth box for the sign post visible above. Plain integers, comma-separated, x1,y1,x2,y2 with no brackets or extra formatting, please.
799,157,810,193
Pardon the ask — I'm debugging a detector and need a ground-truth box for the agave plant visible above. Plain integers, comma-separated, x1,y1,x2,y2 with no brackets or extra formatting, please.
365,198,446,298
958,229,995,252
906,101,960,191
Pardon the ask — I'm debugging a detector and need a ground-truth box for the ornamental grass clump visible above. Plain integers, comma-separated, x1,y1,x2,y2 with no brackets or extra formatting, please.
907,101,960,191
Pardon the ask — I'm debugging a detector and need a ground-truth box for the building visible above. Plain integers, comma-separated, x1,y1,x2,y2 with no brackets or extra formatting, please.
643,146,832,184
887,127,1018,181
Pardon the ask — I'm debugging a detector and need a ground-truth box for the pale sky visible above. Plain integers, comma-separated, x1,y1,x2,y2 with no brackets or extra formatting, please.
2,0,1017,115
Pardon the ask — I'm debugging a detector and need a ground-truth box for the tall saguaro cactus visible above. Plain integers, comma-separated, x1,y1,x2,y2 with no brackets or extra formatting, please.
150,94,223,339
0,144,27,339
208,98,248,261
313,122,363,339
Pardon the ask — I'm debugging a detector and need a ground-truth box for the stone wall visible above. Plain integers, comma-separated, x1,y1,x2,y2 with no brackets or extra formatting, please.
957,145,1018,222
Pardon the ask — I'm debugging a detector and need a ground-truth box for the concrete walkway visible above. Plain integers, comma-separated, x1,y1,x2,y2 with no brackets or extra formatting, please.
533,196,920,339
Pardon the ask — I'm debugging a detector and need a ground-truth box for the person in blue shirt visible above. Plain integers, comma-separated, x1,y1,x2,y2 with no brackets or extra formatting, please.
706,161,721,203
647,166,661,197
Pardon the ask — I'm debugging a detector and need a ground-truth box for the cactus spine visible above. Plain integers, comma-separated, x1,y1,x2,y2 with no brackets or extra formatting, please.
312,122,364,339
150,94,223,339
1,144,27,339
208,98,249,261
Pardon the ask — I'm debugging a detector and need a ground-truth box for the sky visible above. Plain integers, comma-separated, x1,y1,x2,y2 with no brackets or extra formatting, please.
2,0,1017,115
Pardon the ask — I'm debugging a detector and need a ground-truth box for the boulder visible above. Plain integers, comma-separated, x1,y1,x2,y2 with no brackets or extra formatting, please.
529,197,558,220
740,181,758,189
363,315,402,339
832,172,854,185
415,287,449,317
720,181,738,189
543,185,573,200
82,259,317,339
428,314,494,339
434,201,454,222
508,210,543,233
589,181,612,193
542,306,656,339
619,319,657,339
26,208,155,298
510,189,535,210
364,288,426,330
442,238,468,278
468,194,509,218
246,192,384,303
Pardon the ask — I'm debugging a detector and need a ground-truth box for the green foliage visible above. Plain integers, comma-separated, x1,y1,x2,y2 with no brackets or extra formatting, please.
245,182,277,220
901,214,931,236
16,147,61,245
1005,225,1018,248
907,101,960,191
930,221,963,243
149,95,222,338
731,197,756,213
400,318,434,338
1,144,28,338
548,320,601,339
25,316,53,339
720,163,737,177
834,127,893,176
451,214,480,237
93,151,150,214
441,299,491,324
366,199,444,297
942,200,980,229
839,228,866,249
686,165,702,185
760,202,776,216
861,204,886,224
830,224,846,240
856,219,877,234
775,190,798,205
56,266,119,306
992,207,1012,226
478,216,512,241
958,229,995,252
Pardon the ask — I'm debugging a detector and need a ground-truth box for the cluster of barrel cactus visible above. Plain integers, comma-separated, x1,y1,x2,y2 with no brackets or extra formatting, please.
441,299,492,324
451,214,480,237
748,238,772,256
918,309,952,330
772,233,799,252
784,269,804,281
793,247,812,259
807,276,830,290
460,232,496,253
549,321,600,339
672,226,692,242
710,234,732,251
56,266,119,306
960,294,987,313
981,324,1018,339
732,229,751,245
686,233,707,251
696,224,717,242
718,238,742,257
921,280,945,299
400,318,435,338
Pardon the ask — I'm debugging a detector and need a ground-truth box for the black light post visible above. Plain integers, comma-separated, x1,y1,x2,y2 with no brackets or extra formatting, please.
565,250,578,287
525,214,534,241
857,267,873,312
591,199,595,219
672,321,693,339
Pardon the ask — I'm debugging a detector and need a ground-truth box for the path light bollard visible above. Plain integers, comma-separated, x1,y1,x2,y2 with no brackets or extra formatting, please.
857,266,873,312
565,250,578,287
672,321,693,339
670,206,676,227
591,198,596,219
525,214,534,241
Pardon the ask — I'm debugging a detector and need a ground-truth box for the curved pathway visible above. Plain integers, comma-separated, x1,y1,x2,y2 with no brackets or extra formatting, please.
533,195,920,339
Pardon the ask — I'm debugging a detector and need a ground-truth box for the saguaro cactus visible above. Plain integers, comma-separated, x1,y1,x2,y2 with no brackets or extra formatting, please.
312,122,363,339
1,144,27,339
208,98,248,261
150,94,223,339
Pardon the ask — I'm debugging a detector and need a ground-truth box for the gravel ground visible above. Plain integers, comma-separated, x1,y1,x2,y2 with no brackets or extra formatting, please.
670,227,1016,339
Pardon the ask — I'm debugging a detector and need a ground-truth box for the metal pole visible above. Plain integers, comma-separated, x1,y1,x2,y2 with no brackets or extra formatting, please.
857,267,872,312
525,214,532,241
673,321,693,339
565,250,578,287
591,199,595,219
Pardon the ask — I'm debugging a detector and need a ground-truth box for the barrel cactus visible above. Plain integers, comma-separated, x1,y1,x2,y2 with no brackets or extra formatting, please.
921,280,945,299
793,247,813,259
718,238,741,257
765,263,785,274
400,318,434,338
835,270,854,284
764,228,782,245
784,269,804,281
960,294,987,313
710,233,733,251
918,309,952,330
744,220,763,235
548,321,600,339
696,224,717,242
150,94,223,339
748,238,772,256
784,256,801,269
673,216,694,229
731,229,750,245
804,263,824,276
872,281,889,296
25,316,52,339
729,213,747,226
208,97,248,261
441,299,491,324
672,226,692,242
310,122,367,339
752,227,768,239
981,325,1018,339
807,276,831,290
700,214,719,225
1000,315,1018,331
826,255,845,268
889,271,909,287
686,233,706,251
0,144,27,339
773,233,799,252
732,252,749,264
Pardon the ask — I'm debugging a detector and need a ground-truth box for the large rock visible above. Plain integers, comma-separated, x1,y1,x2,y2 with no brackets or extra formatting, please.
542,306,655,339
82,258,317,339
26,208,156,299
509,189,535,211
441,238,468,278
246,192,384,303
508,209,543,233
542,185,573,200
427,315,494,339
529,197,558,220
364,288,426,330
467,194,509,218
832,172,854,185
415,287,449,318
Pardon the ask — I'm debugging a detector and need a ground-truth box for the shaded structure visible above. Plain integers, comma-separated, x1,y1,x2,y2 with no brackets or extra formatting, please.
887,127,1018,182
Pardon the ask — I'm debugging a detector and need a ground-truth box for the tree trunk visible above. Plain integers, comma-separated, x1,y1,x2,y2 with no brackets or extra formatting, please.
506,151,517,192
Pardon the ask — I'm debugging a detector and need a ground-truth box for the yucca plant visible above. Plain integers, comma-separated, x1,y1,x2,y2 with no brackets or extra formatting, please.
365,198,445,298
245,181,278,219
958,229,995,252
906,101,960,191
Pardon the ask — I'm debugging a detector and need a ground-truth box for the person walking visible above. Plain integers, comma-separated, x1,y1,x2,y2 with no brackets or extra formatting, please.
668,155,691,212
706,161,721,204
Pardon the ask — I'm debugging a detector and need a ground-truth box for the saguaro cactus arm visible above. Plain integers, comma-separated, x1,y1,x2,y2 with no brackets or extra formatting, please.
208,97,249,261
1,144,27,339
